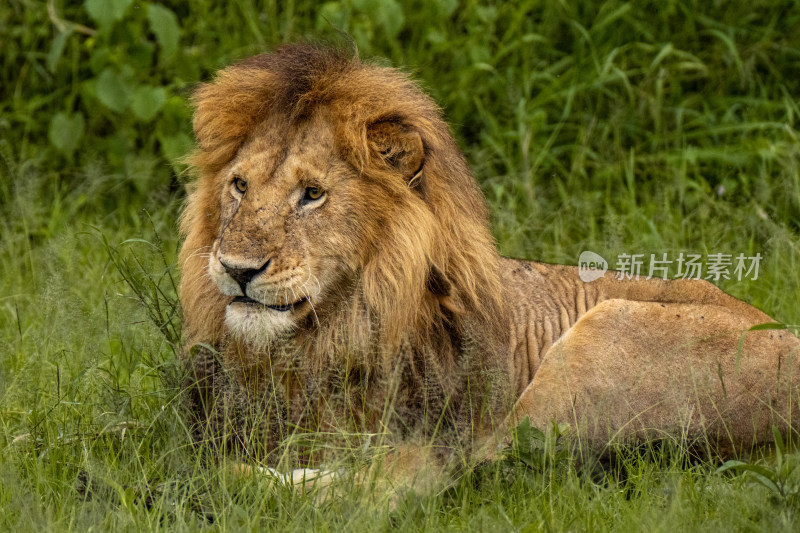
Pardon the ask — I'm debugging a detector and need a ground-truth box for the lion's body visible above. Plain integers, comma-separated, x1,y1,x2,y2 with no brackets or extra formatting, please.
180,44,799,467
503,259,799,451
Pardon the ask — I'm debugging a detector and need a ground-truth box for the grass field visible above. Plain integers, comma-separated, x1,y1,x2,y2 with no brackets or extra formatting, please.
2,0,800,530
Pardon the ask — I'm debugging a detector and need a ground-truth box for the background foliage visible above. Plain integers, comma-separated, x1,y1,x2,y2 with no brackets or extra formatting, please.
1,0,800,529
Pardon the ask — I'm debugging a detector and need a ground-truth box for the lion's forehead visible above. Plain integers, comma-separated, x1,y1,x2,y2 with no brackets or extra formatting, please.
232,114,337,187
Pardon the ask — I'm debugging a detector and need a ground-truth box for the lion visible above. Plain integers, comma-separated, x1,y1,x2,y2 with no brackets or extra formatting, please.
179,44,800,481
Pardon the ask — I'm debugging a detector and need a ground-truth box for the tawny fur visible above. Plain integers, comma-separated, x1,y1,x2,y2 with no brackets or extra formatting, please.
179,44,800,466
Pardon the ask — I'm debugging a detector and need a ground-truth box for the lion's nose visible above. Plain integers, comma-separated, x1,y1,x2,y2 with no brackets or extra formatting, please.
220,258,271,288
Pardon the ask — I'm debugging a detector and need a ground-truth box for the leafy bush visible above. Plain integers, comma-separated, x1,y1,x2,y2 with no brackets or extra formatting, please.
40,1,191,181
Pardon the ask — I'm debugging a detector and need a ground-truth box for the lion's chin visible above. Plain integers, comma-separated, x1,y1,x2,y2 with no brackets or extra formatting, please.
224,302,297,349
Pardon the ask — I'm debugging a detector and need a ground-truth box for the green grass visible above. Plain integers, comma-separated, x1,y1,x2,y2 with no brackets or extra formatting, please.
2,0,800,530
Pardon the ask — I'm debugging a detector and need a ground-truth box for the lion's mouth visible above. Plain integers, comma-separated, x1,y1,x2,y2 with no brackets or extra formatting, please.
231,295,308,312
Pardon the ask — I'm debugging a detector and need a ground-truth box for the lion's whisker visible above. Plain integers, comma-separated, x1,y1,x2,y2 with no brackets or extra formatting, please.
311,274,322,297
301,286,320,328
181,246,212,267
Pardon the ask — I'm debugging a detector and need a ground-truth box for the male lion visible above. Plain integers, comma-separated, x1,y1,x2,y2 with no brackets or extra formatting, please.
179,44,800,478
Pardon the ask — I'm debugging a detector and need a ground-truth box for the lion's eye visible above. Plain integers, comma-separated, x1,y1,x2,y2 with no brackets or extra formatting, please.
233,177,247,194
303,186,325,202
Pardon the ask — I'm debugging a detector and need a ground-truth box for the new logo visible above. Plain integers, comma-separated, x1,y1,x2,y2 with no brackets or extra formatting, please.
578,251,608,282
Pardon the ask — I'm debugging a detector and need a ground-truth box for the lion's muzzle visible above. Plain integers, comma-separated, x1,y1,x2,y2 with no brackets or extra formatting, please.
220,258,271,291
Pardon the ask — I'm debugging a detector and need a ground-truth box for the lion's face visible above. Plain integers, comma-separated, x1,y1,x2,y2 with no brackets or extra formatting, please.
182,46,506,355
208,112,379,345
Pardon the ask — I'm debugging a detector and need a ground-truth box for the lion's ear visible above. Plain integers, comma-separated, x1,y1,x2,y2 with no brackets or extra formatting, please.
427,265,465,314
367,120,425,186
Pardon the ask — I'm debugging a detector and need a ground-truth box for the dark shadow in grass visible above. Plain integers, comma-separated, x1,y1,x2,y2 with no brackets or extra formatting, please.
75,468,217,525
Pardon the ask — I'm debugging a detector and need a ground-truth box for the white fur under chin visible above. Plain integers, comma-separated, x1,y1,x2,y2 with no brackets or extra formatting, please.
225,303,296,350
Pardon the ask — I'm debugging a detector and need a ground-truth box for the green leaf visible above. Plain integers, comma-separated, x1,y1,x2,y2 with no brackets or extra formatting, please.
513,416,545,445
147,3,181,59
316,2,347,31
433,0,458,17
84,0,133,28
513,416,532,445
159,132,193,171
780,457,799,484
717,459,747,473
748,323,787,331
773,426,785,458
718,460,780,493
130,85,167,121
95,67,132,113
351,0,404,37
747,472,783,495
376,0,404,38
48,112,85,155
47,29,73,73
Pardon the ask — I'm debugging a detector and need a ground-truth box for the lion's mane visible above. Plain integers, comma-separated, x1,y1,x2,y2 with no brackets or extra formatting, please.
179,44,511,452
